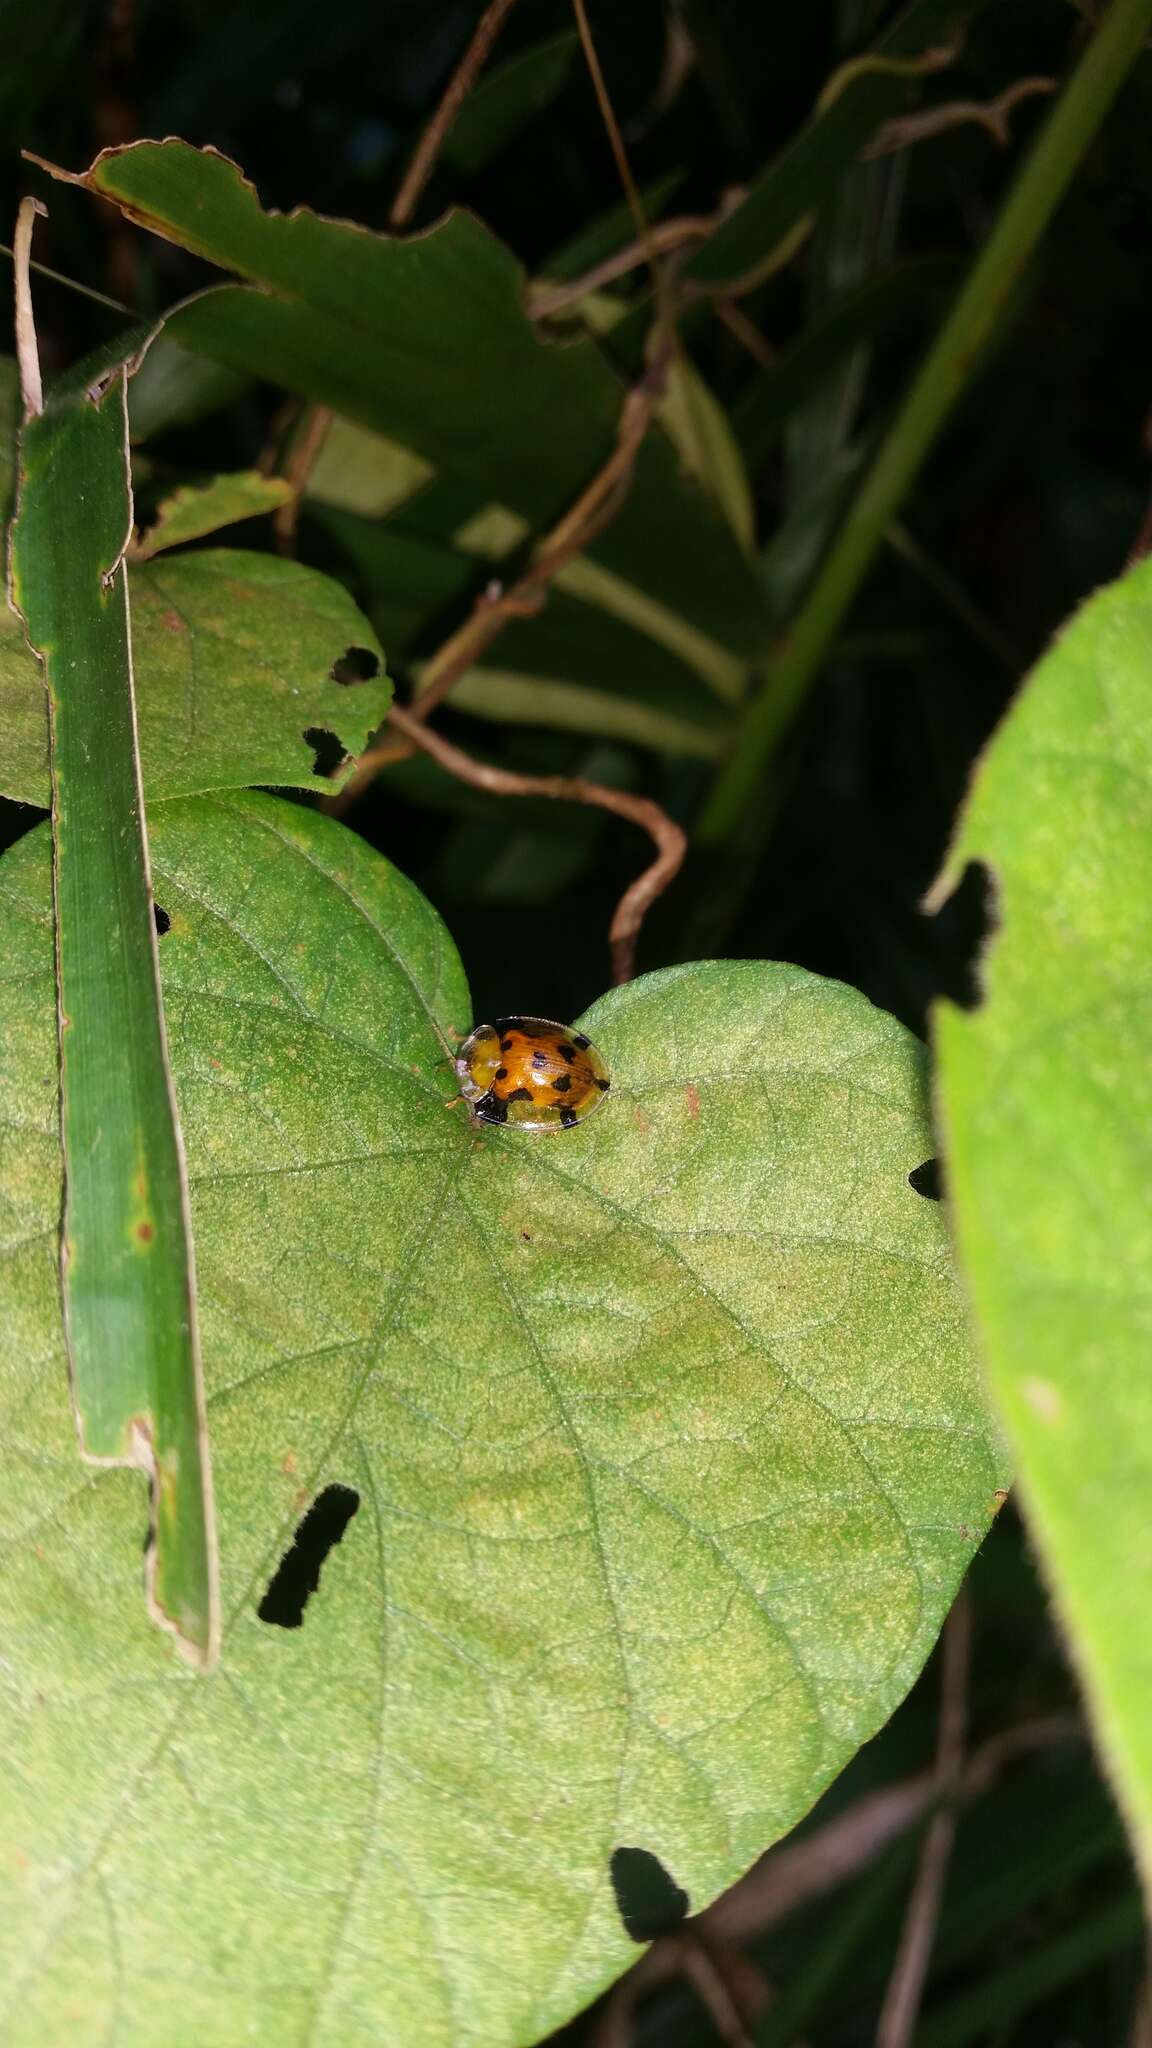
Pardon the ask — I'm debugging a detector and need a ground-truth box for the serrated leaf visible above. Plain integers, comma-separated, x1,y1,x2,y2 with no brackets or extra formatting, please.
38,139,769,660
934,554,1152,1892
1,792,1002,2043
0,549,390,807
134,470,293,557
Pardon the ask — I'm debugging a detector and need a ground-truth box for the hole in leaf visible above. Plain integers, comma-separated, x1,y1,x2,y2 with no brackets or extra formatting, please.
330,645,379,685
153,903,171,936
609,1846,690,1944
909,1157,942,1200
925,859,997,1010
303,726,346,778
257,1484,360,1629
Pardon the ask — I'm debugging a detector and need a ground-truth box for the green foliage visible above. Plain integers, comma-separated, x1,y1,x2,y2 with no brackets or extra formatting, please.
684,0,990,290
133,468,293,557
9,370,214,1663
6,0,1152,2037
0,793,1002,2044
0,549,390,806
935,554,1152,1890
62,139,768,660
442,29,580,175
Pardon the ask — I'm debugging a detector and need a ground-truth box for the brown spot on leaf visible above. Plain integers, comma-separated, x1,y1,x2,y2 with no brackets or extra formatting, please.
135,1220,155,1244
162,608,186,633
633,1107,651,1134
684,1085,700,1120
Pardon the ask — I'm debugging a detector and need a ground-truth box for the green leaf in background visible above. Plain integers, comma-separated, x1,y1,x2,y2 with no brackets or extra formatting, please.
934,554,1152,1893
313,476,741,755
126,337,252,442
8,369,215,1665
732,259,957,474
0,792,1004,2043
40,139,768,661
133,468,293,557
0,548,390,807
685,0,988,290
441,28,579,175
304,413,435,520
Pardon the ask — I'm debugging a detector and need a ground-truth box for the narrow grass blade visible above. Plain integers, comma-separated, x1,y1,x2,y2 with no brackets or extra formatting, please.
9,344,217,1667
698,0,1152,842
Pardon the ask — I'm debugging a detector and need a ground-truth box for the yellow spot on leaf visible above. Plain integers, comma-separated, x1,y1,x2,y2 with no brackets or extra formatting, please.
1022,1378,1064,1425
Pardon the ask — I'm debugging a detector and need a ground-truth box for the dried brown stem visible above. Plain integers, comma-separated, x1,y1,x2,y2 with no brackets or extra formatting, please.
390,0,521,229
269,1,521,527
865,76,1056,157
528,211,727,320
382,705,686,985
328,363,665,827
571,0,662,305
876,1594,972,2048
594,1710,1080,2034
273,401,334,554
713,298,776,372
14,197,47,419
91,0,139,303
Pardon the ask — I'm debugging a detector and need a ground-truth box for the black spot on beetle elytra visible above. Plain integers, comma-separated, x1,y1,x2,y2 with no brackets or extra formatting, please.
572,1033,590,1050
475,1090,508,1124
303,726,346,778
329,645,379,685
925,859,997,1011
507,1086,534,1103
559,1107,579,1128
610,1846,690,1943
153,904,171,935
909,1158,943,1200
258,1484,360,1629
500,1037,514,1053
558,1043,576,1062
531,1052,549,1069
495,1066,509,1081
552,1073,572,1093
595,1077,610,1091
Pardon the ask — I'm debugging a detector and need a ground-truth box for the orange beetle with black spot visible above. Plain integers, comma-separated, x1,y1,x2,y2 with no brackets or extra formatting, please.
455,1015,611,1132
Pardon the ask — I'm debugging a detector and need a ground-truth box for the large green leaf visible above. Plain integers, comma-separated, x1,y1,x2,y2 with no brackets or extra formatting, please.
934,554,1152,1890
0,549,389,807
1,792,1003,2043
41,140,768,660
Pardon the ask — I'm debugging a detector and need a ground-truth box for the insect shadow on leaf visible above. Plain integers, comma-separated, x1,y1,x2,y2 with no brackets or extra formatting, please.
609,1845,690,1943
258,1484,360,1629
329,645,380,684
